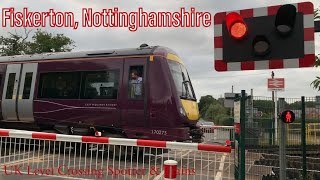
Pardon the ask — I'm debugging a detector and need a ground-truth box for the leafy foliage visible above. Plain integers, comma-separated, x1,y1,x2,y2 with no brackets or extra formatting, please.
312,8,320,91
285,100,316,109
27,30,75,54
198,95,217,118
0,28,75,56
198,95,230,125
0,29,29,56
315,8,320,21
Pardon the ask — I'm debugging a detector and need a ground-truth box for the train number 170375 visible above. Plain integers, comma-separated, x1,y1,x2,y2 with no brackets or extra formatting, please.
151,130,167,135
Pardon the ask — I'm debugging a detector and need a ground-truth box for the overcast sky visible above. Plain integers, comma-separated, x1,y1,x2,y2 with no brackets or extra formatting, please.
2,0,320,100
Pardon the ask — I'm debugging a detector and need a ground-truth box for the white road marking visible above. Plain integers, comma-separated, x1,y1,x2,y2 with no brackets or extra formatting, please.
0,152,31,159
215,153,227,180
0,155,51,167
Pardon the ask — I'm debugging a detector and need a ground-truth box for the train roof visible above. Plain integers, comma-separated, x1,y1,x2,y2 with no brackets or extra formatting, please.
0,44,165,63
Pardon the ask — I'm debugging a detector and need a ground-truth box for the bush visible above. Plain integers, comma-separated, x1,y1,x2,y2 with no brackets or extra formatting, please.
221,118,234,126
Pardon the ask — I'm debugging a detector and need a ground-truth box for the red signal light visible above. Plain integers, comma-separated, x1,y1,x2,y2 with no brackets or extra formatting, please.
281,110,295,124
226,12,248,39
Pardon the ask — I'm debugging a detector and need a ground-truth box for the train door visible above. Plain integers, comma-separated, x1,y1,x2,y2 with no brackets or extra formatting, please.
2,64,22,121
17,63,38,122
2,63,37,121
122,57,148,127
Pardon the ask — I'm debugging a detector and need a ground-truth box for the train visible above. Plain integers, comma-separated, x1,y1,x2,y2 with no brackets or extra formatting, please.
0,44,203,142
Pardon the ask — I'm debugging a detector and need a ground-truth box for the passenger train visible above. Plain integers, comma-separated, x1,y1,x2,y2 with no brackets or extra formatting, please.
0,44,202,142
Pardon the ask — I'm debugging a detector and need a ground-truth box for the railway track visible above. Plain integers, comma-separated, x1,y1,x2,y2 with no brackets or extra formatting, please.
253,152,320,180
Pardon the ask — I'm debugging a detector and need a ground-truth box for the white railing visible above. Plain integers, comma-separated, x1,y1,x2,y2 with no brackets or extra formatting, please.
200,125,234,146
0,129,233,180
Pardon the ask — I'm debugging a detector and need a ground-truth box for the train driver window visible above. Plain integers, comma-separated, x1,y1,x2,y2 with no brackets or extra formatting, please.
128,66,144,99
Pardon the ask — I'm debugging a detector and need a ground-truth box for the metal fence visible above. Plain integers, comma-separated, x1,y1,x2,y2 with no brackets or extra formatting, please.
243,96,320,180
0,128,232,180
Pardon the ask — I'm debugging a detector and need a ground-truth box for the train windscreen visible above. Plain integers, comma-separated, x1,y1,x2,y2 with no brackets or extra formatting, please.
168,61,196,101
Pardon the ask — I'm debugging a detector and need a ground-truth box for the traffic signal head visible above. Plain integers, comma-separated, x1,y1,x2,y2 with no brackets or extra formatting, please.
281,110,295,123
214,2,315,72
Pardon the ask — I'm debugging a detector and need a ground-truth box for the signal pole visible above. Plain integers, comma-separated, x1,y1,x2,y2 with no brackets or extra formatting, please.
271,71,278,142
231,85,234,117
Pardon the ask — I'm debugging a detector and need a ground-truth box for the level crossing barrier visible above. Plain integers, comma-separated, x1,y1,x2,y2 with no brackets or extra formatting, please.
0,128,232,180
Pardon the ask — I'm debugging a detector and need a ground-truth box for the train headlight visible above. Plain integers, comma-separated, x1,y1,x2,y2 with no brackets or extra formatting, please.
180,107,186,117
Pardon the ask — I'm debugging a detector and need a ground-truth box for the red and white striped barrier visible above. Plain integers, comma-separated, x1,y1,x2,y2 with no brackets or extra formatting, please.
0,128,233,179
0,129,231,153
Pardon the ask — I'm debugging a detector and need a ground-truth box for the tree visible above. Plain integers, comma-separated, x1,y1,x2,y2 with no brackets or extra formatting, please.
286,100,316,109
204,103,228,124
27,29,75,54
198,95,231,124
0,28,31,56
311,56,320,91
311,8,320,91
0,28,75,56
198,95,217,117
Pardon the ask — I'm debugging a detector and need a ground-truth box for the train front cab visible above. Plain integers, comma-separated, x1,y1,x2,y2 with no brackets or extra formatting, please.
149,50,202,142
165,53,202,142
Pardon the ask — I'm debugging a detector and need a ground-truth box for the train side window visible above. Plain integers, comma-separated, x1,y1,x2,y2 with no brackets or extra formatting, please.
81,70,120,99
6,73,16,99
22,72,33,99
38,72,80,99
128,66,144,100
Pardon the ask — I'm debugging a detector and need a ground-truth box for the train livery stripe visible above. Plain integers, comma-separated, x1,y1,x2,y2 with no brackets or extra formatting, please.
0,129,232,153
166,53,184,65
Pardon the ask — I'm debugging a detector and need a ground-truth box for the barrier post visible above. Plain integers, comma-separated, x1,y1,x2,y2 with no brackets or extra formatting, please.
164,160,177,180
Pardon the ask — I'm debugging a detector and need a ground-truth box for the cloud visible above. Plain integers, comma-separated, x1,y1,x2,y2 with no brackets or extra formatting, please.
0,0,319,100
